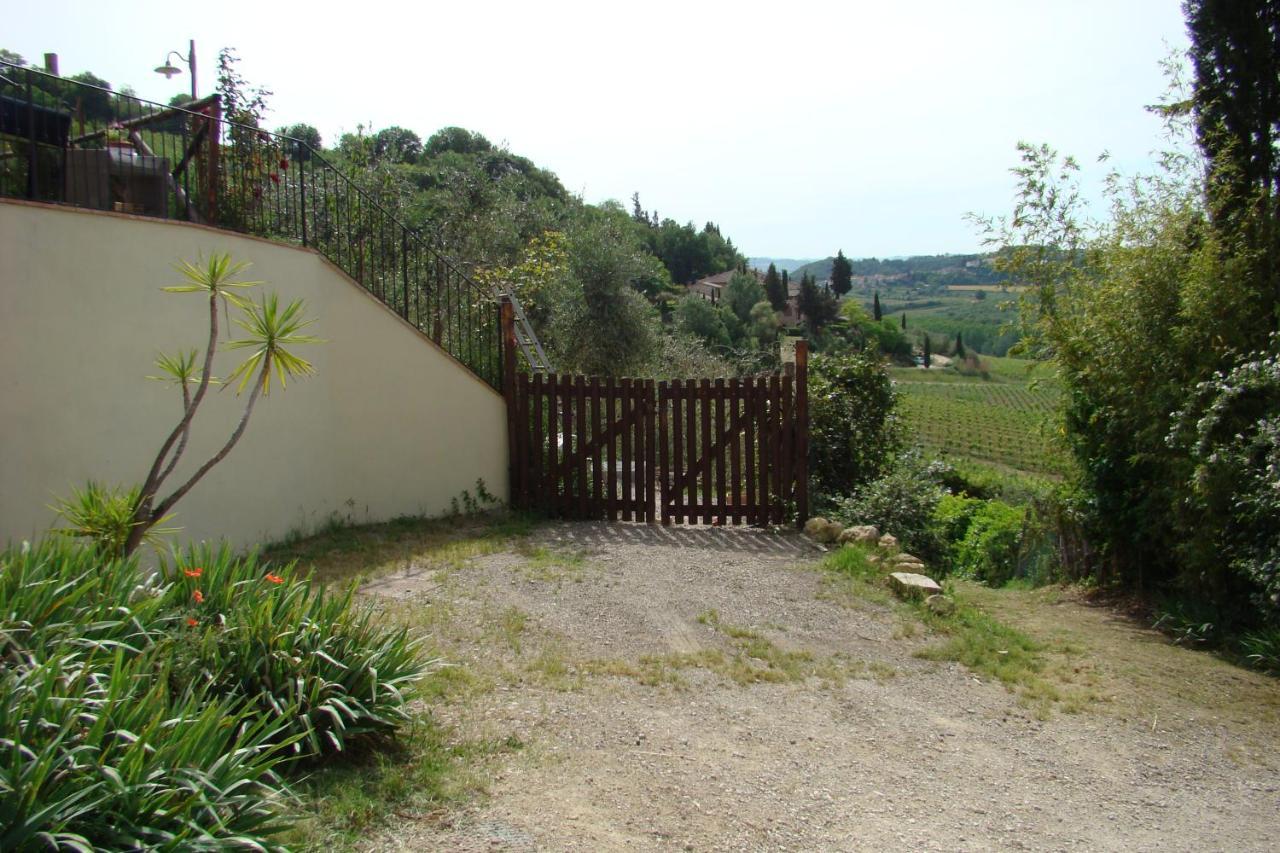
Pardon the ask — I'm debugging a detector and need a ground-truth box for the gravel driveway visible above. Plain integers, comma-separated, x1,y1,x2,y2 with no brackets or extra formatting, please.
358,521,1280,852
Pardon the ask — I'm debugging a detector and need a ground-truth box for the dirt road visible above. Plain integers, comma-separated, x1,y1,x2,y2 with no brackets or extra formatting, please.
359,522,1280,852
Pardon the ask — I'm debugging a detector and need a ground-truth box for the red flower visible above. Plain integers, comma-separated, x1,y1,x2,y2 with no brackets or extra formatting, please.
264,573,284,585
279,158,289,170
187,617,198,627
269,172,280,184
184,567,203,578
193,589,204,604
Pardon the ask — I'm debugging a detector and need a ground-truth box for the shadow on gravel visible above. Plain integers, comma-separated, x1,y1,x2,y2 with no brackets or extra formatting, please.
543,521,822,557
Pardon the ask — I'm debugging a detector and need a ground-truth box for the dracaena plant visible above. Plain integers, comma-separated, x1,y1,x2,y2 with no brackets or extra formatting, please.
55,253,321,557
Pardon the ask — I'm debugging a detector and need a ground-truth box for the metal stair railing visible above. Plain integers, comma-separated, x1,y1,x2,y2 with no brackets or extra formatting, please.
0,61,556,390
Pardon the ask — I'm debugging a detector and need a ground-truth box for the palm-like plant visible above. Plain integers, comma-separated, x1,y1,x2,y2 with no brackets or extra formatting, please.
81,253,325,557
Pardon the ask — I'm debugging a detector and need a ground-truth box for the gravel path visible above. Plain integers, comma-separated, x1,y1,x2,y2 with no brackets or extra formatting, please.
359,522,1280,852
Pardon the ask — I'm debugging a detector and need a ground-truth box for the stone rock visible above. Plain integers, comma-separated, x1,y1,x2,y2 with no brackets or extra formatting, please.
865,554,882,565
893,553,926,569
804,517,843,544
878,533,899,551
888,571,943,600
838,525,880,545
925,594,956,616
804,517,829,539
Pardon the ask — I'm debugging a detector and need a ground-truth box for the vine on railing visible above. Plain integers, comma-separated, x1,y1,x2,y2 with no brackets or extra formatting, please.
0,61,501,388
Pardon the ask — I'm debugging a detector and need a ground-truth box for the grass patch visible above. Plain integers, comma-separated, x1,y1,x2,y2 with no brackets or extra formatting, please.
285,715,523,849
821,544,1094,717
511,543,590,583
262,511,539,585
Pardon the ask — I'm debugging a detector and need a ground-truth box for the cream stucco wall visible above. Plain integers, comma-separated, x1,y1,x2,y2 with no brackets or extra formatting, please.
0,201,508,550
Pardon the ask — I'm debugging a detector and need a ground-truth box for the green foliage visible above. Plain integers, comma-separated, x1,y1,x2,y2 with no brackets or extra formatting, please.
0,540,302,849
0,535,432,849
544,208,661,376
724,272,766,325
764,263,786,311
48,482,174,559
839,300,912,361
951,500,1026,586
674,294,731,349
832,453,948,564
798,274,837,333
807,351,902,498
161,544,430,758
830,249,853,296
1172,345,1280,621
747,300,783,349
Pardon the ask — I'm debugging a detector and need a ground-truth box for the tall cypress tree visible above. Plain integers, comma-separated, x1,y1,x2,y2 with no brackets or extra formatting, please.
1185,0,1280,338
955,332,966,357
831,250,853,297
873,291,882,321
900,312,907,330
764,263,786,311
923,334,932,368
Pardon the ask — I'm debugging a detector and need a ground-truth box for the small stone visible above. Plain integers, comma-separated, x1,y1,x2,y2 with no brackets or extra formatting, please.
925,594,956,616
878,533,899,550
820,520,844,543
888,571,943,600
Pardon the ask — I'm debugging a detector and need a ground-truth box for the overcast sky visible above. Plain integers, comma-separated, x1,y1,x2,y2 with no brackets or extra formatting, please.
8,0,1190,258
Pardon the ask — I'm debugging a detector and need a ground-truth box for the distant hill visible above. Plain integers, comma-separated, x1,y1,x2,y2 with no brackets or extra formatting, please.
747,257,817,275
792,253,1005,290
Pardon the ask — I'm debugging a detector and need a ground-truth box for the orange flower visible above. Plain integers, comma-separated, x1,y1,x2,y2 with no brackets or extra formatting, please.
264,573,284,585
193,589,204,604
186,617,198,627
184,567,203,578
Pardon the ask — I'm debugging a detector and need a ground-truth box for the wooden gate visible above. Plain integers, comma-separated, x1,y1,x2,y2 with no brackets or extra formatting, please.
501,302,808,527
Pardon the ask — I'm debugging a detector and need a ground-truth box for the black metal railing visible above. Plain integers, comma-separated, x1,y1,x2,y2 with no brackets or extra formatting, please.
0,61,501,388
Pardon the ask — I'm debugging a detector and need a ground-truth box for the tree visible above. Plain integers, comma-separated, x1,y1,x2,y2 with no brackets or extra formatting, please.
747,300,782,349
922,334,932,368
545,209,660,376
831,249,853,296
764,263,786,311
278,123,322,159
798,273,838,333
423,126,493,157
674,294,730,349
873,291,882,321
901,312,907,330
955,332,966,357
807,351,902,498
55,255,320,558
372,126,423,164
1185,0,1280,342
725,271,766,325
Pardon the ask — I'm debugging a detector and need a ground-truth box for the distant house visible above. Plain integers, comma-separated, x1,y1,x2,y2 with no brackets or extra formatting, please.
685,268,808,326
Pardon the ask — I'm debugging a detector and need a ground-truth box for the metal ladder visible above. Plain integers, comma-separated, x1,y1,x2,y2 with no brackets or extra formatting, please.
500,287,553,373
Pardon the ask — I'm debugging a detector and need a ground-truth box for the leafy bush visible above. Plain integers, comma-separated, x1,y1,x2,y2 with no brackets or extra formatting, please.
808,350,902,500
1,649,294,851
161,544,429,758
952,500,1026,586
0,538,430,849
934,493,981,549
832,452,947,564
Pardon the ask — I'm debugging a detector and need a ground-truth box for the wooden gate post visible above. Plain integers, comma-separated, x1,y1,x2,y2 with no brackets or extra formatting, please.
795,340,809,527
500,297,519,509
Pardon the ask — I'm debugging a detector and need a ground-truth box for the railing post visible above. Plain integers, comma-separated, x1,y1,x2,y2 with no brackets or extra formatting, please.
501,297,519,508
25,69,37,200
794,339,809,527
299,156,308,247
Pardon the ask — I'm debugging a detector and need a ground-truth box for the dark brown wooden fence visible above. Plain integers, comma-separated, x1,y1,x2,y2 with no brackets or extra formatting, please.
501,301,808,527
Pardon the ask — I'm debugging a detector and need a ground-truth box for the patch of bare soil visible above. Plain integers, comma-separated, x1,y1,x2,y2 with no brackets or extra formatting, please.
359,522,1279,852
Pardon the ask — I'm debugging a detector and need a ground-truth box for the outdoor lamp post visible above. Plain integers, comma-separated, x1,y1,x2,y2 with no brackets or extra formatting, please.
154,39,197,101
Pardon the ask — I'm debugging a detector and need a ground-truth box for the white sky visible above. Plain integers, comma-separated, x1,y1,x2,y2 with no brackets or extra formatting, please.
8,0,1190,258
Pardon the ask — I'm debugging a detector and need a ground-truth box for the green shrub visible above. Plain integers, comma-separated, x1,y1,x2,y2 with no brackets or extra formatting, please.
0,649,295,851
934,493,981,548
953,500,1026,586
161,544,431,758
832,452,947,564
808,350,902,500
0,537,431,849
